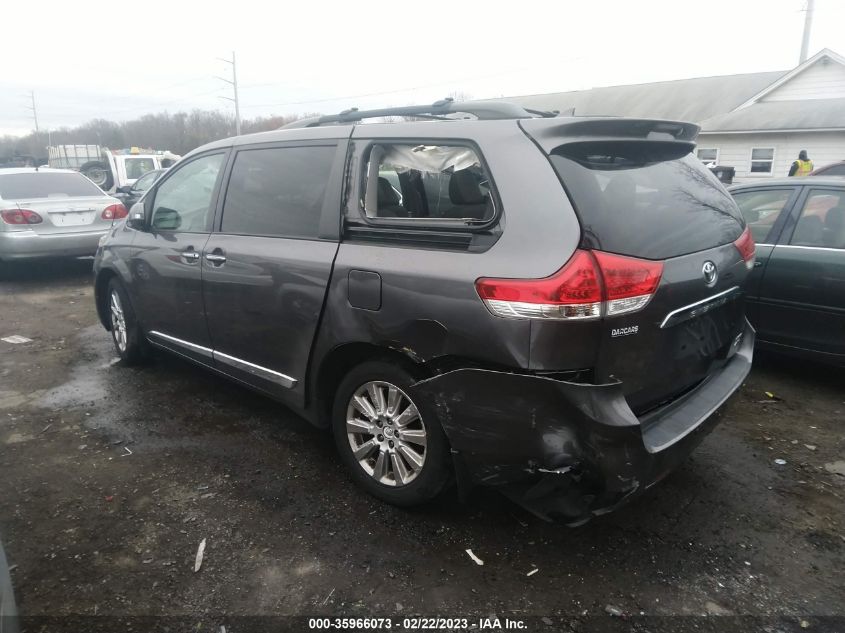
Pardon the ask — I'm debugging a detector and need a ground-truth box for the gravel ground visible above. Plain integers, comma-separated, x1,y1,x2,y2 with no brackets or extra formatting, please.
0,258,843,631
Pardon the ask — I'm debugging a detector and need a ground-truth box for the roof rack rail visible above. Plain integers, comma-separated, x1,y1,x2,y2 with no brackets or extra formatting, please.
280,98,557,129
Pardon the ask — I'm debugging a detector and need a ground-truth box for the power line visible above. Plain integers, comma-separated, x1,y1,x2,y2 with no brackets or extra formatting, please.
73,87,228,119
238,58,588,110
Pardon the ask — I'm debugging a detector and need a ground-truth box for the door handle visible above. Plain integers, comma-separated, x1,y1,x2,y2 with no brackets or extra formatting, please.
205,252,227,265
754,260,763,268
180,249,200,262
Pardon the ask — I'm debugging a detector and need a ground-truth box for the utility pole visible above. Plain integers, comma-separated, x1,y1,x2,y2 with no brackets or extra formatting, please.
26,90,40,133
799,0,814,64
216,51,241,135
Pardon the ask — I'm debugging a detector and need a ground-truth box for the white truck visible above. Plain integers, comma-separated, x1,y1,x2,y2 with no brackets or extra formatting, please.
47,145,180,193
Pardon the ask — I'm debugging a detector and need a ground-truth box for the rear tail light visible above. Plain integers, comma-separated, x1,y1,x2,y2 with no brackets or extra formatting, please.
593,251,663,316
101,203,128,221
476,249,663,320
733,226,756,270
1,208,43,225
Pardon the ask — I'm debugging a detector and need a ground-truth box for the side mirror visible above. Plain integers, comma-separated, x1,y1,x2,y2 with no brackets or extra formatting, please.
151,207,181,231
125,202,146,230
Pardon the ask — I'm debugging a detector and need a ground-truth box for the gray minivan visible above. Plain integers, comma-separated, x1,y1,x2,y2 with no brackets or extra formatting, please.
93,100,755,523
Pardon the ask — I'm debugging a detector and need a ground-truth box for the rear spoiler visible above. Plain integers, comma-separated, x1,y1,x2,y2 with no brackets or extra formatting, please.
519,117,700,154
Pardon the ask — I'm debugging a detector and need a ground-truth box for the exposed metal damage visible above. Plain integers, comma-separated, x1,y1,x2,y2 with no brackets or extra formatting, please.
410,322,753,524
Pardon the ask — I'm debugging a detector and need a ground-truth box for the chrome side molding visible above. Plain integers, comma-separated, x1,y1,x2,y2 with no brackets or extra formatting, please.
660,286,741,329
147,331,297,389
148,330,213,359
212,350,297,389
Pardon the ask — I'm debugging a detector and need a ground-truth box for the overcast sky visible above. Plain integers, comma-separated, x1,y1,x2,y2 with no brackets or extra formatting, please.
3,0,843,137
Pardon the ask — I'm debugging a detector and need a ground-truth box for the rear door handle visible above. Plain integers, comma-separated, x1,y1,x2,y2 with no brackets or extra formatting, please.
180,249,200,262
205,249,227,265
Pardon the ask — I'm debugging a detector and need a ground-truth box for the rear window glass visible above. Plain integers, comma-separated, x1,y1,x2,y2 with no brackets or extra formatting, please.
817,163,845,176
221,145,336,239
362,144,495,224
0,172,104,199
549,142,744,260
731,188,793,244
125,157,156,180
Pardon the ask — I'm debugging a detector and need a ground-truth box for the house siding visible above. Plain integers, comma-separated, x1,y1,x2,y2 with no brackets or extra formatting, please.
697,132,845,182
762,61,845,102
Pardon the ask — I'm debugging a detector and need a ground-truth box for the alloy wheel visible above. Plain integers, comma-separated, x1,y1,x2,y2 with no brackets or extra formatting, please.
346,381,427,486
110,290,127,353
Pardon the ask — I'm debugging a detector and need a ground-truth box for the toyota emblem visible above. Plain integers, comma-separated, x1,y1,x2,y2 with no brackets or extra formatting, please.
702,261,718,286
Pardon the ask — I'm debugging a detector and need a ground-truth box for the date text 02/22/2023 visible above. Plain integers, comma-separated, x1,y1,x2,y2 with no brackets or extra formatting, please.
308,617,528,630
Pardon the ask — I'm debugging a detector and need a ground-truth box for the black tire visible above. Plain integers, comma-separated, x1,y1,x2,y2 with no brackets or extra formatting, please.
332,360,451,506
0,538,19,633
106,278,146,365
80,161,114,191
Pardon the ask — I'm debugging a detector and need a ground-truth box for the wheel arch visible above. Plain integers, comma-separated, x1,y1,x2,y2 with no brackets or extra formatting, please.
312,342,432,429
94,268,119,330
95,267,138,331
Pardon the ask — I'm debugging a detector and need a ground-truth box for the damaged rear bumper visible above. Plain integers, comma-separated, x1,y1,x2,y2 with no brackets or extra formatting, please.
410,320,754,524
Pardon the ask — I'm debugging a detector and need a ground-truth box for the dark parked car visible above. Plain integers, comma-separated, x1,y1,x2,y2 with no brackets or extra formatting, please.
730,177,845,366
809,160,845,177
93,100,755,523
113,168,167,209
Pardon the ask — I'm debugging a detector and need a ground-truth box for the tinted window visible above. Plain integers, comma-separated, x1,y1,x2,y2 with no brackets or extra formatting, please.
790,189,845,249
731,188,793,244
152,153,224,232
0,172,104,199
549,143,743,260
221,146,336,238
363,144,495,223
818,163,845,176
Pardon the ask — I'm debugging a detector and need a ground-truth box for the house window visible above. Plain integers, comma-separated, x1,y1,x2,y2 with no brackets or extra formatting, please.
696,148,719,165
750,148,775,174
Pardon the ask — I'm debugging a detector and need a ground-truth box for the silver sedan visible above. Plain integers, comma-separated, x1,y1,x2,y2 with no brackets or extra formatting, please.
0,168,126,262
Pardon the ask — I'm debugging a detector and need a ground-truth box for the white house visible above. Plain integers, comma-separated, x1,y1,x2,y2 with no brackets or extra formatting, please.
504,49,845,183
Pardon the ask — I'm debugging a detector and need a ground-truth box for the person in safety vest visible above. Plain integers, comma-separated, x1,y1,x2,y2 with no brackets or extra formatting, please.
788,150,814,177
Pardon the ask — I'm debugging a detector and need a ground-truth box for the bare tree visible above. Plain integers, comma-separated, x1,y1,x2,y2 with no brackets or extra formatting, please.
0,110,312,163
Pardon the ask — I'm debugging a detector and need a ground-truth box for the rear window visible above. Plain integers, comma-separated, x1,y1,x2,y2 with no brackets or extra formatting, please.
125,157,156,180
362,143,495,224
0,172,104,200
816,163,845,177
731,188,793,243
549,142,744,260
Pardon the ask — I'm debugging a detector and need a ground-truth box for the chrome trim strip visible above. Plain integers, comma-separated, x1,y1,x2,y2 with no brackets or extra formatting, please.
774,244,845,253
212,350,297,389
659,286,741,329
148,330,213,358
